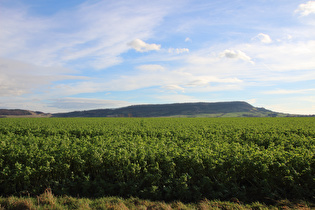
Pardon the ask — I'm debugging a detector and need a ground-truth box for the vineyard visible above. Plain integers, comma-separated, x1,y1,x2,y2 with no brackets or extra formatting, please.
0,117,314,203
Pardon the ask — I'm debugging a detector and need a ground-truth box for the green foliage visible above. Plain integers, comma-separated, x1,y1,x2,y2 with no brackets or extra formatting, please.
0,117,315,203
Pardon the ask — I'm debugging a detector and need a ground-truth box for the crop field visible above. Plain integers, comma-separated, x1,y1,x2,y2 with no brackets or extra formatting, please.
0,117,314,204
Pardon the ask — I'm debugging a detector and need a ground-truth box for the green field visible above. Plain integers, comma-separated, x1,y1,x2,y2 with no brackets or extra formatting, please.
0,117,314,204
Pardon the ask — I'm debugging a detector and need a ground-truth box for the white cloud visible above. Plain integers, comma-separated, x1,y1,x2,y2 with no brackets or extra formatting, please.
137,64,165,71
128,39,161,52
220,49,254,64
168,48,189,54
254,33,272,43
295,1,315,16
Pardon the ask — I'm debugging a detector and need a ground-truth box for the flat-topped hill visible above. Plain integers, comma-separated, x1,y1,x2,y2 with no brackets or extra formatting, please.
51,101,283,117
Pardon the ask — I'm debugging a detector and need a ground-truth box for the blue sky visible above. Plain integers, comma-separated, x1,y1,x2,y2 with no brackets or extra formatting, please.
1,0,315,114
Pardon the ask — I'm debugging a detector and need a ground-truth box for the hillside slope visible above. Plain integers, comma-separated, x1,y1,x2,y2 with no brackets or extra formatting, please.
0,109,51,118
52,101,283,117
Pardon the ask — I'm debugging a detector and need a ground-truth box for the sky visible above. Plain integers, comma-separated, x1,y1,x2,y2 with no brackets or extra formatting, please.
1,0,315,114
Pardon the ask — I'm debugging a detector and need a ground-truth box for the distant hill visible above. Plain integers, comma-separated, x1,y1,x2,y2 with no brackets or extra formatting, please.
2,102,312,118
0,109,51,118
51,101,290,118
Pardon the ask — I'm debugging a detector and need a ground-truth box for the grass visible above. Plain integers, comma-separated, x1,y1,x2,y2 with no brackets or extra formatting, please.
0,189,313,210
